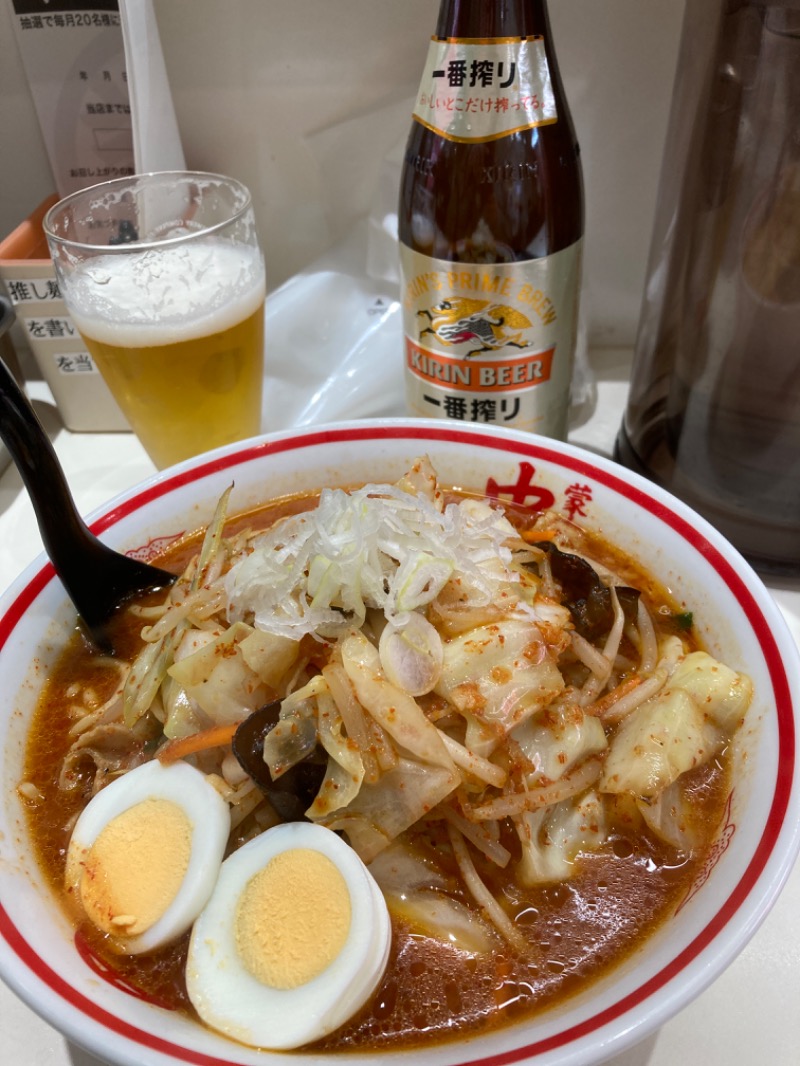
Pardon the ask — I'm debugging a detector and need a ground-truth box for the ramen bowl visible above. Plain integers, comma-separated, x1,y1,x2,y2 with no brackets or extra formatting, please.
0,419,798,1066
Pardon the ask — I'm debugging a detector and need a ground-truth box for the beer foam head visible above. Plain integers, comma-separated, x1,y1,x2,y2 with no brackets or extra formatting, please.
66,239,265,347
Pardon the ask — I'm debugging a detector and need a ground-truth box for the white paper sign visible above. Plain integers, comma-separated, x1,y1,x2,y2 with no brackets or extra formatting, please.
8,0,135,197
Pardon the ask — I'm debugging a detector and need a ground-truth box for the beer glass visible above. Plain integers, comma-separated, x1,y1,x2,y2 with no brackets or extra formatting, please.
44,171,266,469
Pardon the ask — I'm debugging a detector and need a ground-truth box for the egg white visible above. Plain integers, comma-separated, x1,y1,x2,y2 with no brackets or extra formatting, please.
186,821,392,1050
65,759,231,954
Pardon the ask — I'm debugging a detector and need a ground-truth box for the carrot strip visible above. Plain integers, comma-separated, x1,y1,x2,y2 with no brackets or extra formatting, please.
157,722,240,764
520,528,558,543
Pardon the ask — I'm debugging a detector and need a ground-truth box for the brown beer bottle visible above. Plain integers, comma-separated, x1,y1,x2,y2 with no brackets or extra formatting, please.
398,0,584,438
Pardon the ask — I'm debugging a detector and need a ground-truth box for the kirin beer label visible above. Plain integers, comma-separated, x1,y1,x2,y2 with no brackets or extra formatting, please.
401,245,583,438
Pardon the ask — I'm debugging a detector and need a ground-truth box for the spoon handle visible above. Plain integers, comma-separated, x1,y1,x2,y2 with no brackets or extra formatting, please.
0,357,174,649
0,356,92,574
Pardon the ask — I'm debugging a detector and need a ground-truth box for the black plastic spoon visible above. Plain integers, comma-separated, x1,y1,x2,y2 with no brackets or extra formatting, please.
0,356,176,652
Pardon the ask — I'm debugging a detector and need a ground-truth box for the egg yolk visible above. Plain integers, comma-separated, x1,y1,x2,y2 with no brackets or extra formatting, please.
235,848,351,989
79,798,192,937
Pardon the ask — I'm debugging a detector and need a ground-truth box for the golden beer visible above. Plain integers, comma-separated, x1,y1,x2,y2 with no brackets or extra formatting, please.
68,240,266,469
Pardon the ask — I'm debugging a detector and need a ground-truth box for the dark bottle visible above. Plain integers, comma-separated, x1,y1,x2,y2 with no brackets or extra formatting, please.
616,0,800,576
398,0,584,439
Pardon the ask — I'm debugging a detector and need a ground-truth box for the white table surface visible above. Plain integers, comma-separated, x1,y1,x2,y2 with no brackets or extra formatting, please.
0,342,798,1066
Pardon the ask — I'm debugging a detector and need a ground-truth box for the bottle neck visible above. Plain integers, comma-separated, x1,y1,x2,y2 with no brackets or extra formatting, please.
434,0,551,39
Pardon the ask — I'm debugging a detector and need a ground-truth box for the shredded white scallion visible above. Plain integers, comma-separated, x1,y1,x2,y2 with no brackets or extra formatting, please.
225,483,524,640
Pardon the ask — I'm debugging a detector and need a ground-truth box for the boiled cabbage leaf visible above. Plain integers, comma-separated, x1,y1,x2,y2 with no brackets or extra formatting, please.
167,622,269,725
515,790,606,885
238,628,300,691
668,651,753,732
511,702,607,784
320,757,459,863
600,688,720,799
385,890,498,954
434,619,565,747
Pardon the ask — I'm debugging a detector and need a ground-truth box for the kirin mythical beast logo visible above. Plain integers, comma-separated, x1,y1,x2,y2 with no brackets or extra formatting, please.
418,297,533,359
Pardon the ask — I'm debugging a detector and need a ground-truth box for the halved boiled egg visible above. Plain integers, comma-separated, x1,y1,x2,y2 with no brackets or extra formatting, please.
186,821,391,1050
65,759,230,954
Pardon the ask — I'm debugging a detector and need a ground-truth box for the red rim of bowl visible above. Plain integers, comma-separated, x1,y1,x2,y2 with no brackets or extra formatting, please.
0,423,795,1066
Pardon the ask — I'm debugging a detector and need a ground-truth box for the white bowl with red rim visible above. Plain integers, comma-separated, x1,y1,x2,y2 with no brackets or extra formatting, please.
0,418,798,1066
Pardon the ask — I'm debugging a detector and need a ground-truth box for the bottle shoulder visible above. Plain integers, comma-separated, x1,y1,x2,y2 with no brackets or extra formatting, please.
398,122,584,261
433,0,552,40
